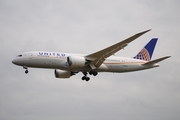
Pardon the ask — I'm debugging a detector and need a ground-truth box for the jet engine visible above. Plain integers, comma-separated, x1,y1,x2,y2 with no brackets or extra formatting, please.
67,56,87,67
54,69,74,78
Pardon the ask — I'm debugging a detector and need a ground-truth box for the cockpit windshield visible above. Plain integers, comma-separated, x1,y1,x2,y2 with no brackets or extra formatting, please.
17,55,22,57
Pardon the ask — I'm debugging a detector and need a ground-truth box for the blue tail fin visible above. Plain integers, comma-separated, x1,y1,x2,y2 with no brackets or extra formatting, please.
134,38,158,61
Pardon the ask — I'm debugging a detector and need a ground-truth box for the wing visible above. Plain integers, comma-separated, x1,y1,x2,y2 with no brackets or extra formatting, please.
85,29,151,69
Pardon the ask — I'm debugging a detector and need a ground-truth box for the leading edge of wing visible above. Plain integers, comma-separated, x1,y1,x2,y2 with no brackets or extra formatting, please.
85,29,151,68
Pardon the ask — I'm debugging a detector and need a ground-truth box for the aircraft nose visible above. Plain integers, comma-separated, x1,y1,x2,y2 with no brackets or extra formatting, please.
12,59,15,64
12,58,18,65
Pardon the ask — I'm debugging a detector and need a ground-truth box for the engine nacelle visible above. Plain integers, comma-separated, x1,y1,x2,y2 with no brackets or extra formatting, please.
54,69,73,78
67,56,87,67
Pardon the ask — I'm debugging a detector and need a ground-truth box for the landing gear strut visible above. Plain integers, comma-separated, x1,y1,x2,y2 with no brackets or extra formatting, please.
23,66,29,74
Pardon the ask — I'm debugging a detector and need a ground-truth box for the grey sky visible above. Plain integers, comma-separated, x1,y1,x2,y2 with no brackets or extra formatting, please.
0,0,180,120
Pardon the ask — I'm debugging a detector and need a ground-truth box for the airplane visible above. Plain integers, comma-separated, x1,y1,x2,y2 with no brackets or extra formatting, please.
12,29,170,81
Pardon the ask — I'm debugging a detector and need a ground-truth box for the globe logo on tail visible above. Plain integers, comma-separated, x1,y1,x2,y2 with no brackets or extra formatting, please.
134,48,150,61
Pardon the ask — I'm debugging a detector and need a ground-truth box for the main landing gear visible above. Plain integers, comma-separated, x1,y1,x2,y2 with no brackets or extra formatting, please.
23,66,29,74
81,71,98,82
82,72,90,81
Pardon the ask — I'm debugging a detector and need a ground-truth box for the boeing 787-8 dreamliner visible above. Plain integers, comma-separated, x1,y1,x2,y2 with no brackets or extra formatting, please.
12,29,170,81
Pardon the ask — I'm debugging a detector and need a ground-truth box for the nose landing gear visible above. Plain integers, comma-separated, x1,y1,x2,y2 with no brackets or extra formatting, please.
23,66,29,74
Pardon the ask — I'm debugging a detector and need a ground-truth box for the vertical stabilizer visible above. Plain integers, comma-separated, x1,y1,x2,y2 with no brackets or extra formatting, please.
134,38,158,61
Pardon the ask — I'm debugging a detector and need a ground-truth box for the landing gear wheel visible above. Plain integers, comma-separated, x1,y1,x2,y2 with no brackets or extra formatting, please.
89,71,98,76
93,71,98,76
86,77,90,81
25,70,29,74
89,71,93,75
82,76,85,80
82,76,90,81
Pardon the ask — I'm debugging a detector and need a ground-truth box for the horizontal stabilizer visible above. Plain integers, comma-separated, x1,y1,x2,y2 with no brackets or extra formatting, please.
143,56,171,65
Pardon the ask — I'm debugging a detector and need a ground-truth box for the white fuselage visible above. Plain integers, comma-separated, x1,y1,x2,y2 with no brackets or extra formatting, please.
12,51,159,73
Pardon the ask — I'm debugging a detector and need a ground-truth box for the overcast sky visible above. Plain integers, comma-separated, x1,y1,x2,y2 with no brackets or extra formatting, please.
0,0,180,120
